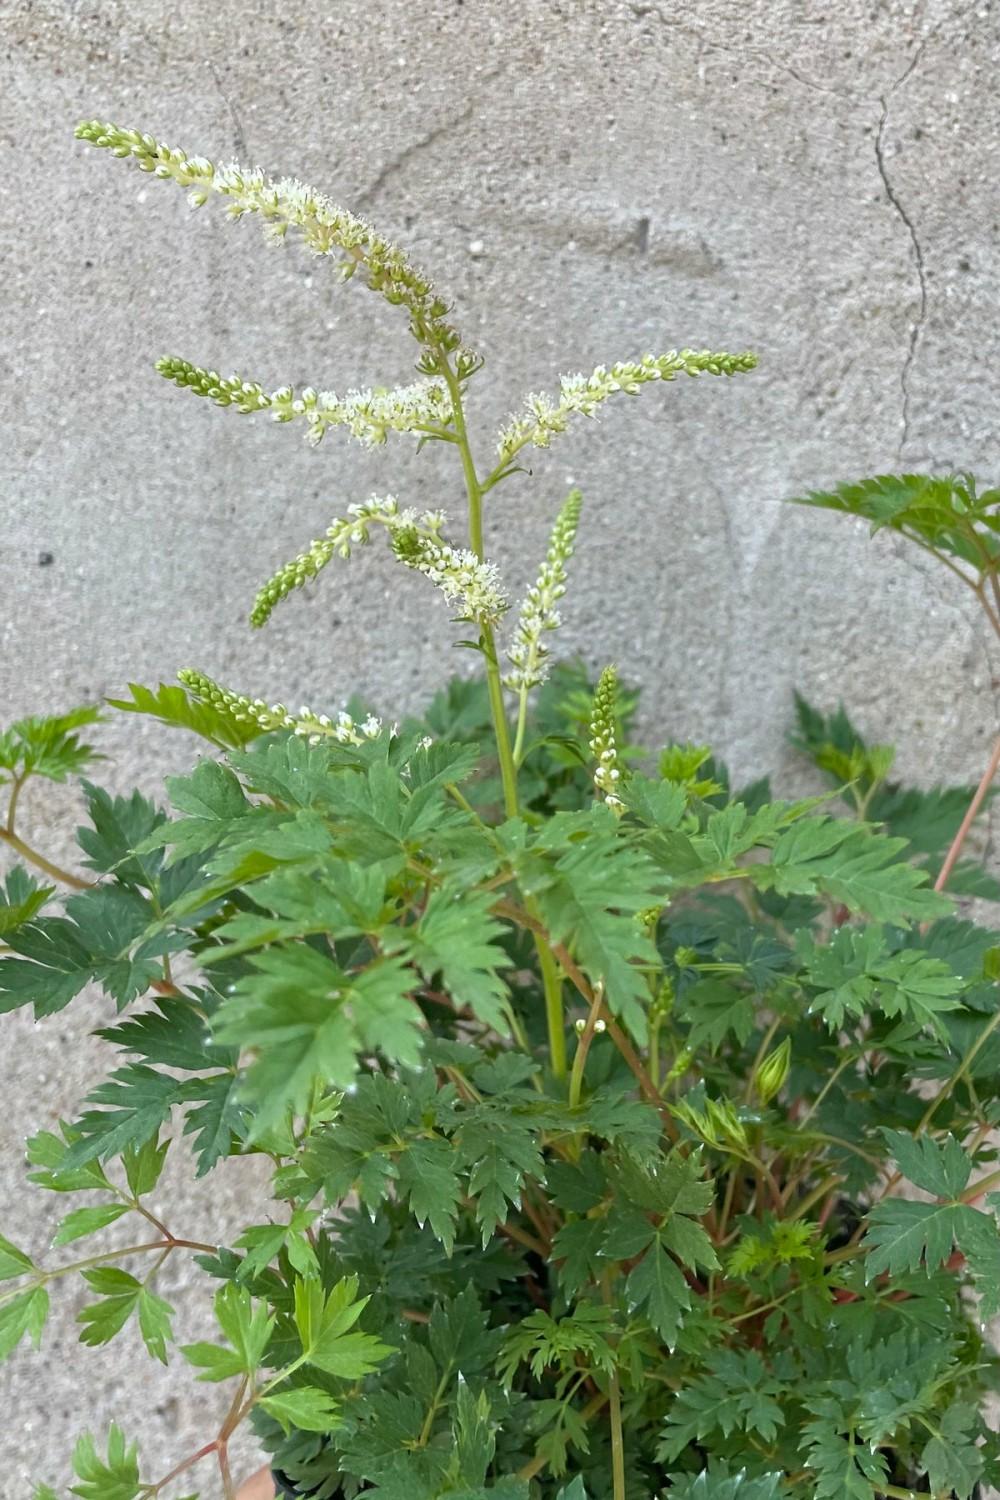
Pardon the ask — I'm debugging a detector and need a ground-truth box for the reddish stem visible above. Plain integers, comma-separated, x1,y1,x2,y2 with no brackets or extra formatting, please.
935,733,1000,892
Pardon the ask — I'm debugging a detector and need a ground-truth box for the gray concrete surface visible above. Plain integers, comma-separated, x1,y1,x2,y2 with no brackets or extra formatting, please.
4,0,1000,1490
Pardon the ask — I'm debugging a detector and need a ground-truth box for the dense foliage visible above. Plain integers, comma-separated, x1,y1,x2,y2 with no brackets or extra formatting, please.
2,128,1000,1500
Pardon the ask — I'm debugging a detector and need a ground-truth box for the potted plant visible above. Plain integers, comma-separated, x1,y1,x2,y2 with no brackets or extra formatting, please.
2,122,999,1500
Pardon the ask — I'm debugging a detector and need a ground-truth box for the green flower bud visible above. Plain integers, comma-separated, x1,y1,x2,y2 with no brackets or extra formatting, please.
754,1037,792,1106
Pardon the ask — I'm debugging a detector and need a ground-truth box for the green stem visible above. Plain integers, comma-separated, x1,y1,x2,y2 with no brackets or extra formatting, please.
512,687,530,767
568,985,604,1112
440,360,518,819
0,1237,217,1308
0,825,93,890
798,1050,858,1128
917,1006,1000,1134
608,1369,626,1500
440,357,568,1076
538,936,568,1078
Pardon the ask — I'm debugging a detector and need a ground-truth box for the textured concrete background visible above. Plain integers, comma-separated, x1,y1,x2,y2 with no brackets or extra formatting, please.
4,0,1000,1490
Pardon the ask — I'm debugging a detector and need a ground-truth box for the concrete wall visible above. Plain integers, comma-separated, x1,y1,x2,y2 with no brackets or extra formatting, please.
4,0,1000,1489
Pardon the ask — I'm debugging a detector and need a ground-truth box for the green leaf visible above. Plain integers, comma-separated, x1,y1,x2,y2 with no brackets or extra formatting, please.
123,1133,170,1197
76,781,166,885
293,1276,393,1378
789,472,990,565
27,1125,114,1193
214,948,422,1136
258,1385,341,1433
137,1285,175,1364
659,1348,786,1464
396,1139,462,1253
0,1232,34,1280
78,1268,143,1348
864,1200,961,1279
53,1203,131,1247
552,1217,607,1295
1,883,160,1016
404,885,511,1031
624,1238,690,1347
152,758,254,861
455,1114,544,1242
0,706,103,785
69,1423,141,1500
761,817,950,924
234,1208,320,1280
66,1065,180,1163
0,1286,48,1359
678,978,755,1052
0,867,54,936
182,1282,274,1381
665,1471,785,1500
881,1130,972,1199
107,681,261,749
921,1400,984,1499
529,812,663,1038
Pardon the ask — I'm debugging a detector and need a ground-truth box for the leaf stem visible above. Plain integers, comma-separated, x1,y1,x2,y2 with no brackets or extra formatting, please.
608,1367,627,1500
917,1005,1000,1134
568,983,605,1112
933,733,1000,893
0,825,94,891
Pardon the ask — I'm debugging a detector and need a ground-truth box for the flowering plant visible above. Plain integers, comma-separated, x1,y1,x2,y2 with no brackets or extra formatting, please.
3,124,1000,1500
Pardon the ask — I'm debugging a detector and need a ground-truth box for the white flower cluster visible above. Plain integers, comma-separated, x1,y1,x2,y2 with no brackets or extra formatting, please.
251,497,505,631
75,123,464,354
495,350,758,465
250,495,440,627
178,669,381,746
393,532,508,627
155,359,452,449
503,490,582,693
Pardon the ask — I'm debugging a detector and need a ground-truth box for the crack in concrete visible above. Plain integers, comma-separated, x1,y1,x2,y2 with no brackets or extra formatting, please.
208,60,249,162
873,39,930,463
354,68,504,211
630,3,855,99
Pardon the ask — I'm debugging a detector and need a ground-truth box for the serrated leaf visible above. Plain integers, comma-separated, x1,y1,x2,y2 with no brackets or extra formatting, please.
0,867,54,936
404,885,511,1031
0,1232,34,1280
0,1286,48,1359
0,706,102,784
396,1139,461,1253
258,1385,341,1433
137,1285,175,1364
678,978,755,1052
625,1239,690,1347
76,781,166,885
107,681,260,749
69,1423,141,1500
214,948,422,1137
53,1203,130,1247
761,817,950,924
78,1268,143,1348
920,1399,984,1499
864,1200,960,1279
293,1276,393,1379
123,1133,170,1197
881,1129,972,1199
182,1282,274,1381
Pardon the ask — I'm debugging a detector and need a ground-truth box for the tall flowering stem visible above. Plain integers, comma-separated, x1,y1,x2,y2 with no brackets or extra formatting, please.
438,359,568,1078
505,489,582,765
